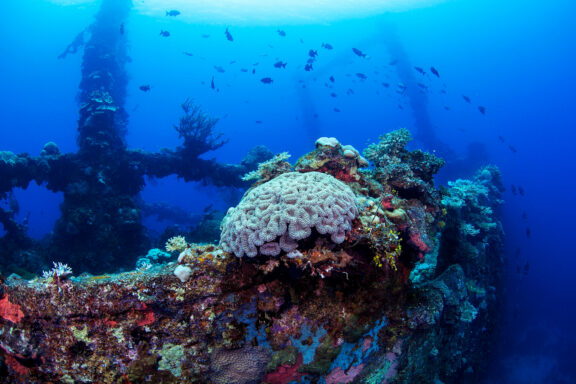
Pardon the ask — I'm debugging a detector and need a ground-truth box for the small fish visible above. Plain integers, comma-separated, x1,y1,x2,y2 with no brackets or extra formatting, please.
120,23,124,35
382,82,390,88
273,61,287,69
214,65,226,73
308,49,318,58
525,227,531,238
333,108,341,112
260,77,273,84
277,29,286,37
515,248,521,258
356,73,367,80
321,43,333,50
159,30,170,37
508,145,518,153
201,34,210,38
139,85,151,92
346,88,354,96
478,105,486,115
225,28,234,42
510,184,517,195
523,261,530,274
252,68,256,74
210,76,215,90
304,63,313,71
498,135,506,142
329,76,335,83
183,52,194,57
444,106,451,111
417,82,428,90
518,186,525,196
430,66,440,77
255,120,263,124
398,104,404,110
166,10,180,17
352,48,367,58
522,211,528,221
389,59,398,65
330,92,337,98
414,66,425,75
462,94,471,103
240,68,248,73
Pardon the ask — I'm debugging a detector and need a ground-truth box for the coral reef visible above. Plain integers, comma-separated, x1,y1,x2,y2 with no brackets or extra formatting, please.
0,131,504,383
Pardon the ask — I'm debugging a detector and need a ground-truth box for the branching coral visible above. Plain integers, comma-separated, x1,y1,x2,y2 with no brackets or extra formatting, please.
241,152,292,184
175,99,228,158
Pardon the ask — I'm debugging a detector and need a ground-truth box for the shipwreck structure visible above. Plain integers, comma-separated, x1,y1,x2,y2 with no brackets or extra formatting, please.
0,1,505,383
0,0,268,275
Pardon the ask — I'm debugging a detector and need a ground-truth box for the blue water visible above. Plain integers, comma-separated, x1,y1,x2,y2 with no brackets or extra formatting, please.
1,0,575,382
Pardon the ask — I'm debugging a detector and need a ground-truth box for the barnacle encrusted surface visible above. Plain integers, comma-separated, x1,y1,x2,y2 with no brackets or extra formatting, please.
220,171,358,257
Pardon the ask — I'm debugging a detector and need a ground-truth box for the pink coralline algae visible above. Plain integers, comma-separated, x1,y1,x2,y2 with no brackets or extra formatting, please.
0,294,24,323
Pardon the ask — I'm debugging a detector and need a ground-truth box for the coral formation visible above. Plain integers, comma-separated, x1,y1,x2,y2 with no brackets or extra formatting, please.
0,132,504,384
220,172,358,257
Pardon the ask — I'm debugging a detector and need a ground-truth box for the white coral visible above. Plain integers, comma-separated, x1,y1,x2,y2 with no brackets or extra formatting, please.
220,172,358,257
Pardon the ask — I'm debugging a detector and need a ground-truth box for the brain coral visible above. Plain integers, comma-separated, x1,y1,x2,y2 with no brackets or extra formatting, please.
220,172,358,257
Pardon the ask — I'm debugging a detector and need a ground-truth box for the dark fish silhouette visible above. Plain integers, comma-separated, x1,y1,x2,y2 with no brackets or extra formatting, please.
252,68,256,74
478,106,486,115
515,248,521,258
444,106,451,111
277,29,286,37
352,48,366,58
214,65,226,73
510,185,517,195
321,43,333,50
356,73,367,80
273,61,287,69
430,66,440,77
462,95,471,103
240,68,248,72
166,10,180,17
255,120,263,124
389,59,398,65
225,28,234,41
522,211,527,221
210,76,215,90
159,30,170,37
201,34,210,38
260,77,273,84
523,261,530,274
498,135,505,142
518,186,525,196
333,108,341,112
329,76,335,83
183,52,194,57
139,85,151,92
417,83,428,90
346,88,354,96
508,145,518,153
120,23,124,35
526,227,531,238
382,82,390,88
304,63,313,71
308,49,318,58
330,92,337,98
414,66,425,75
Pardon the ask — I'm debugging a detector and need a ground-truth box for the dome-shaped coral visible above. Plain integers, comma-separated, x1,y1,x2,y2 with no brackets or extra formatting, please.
220,172,358,257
